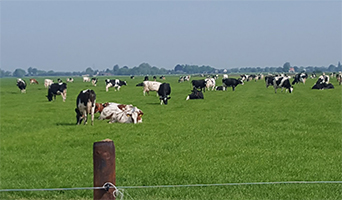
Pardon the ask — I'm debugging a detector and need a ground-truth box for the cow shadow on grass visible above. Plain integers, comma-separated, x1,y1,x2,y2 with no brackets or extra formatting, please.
56,122,76,126
146,102,160,105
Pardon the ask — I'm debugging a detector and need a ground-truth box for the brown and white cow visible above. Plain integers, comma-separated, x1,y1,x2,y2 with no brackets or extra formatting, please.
30,78,38,84
97,102,143,124
143,81,162,96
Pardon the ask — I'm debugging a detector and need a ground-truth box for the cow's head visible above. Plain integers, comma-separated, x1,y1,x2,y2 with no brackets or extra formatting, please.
95,103,105,113
289,86,294,93
46,94,53,101
160,96,171,105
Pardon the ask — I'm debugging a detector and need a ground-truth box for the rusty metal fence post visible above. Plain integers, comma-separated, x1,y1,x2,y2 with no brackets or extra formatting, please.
93,139,116,200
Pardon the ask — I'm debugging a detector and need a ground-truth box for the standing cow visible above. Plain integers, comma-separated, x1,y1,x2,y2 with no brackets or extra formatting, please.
44,79,54,88
191,79,207,92
75,89,96,125
273,76,293,93
29,78,38,84
292,72,308,85
46,82,67,102
158,83,171,105
91,78,98,86
105,79,127,91
205,78,216,91
143,81,162,96
222,78,244,91
16,79,26,93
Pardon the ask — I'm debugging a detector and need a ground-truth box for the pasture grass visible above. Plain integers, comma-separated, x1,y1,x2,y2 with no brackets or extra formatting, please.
0,75,341,200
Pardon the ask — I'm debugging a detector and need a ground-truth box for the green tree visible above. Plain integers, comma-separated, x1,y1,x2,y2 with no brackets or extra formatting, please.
328,64,336,72
85,67,94,75
13,68,26,77
283,62,291,72
113,65,119,74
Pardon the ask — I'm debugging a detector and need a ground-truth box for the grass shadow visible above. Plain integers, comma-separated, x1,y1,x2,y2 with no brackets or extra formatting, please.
56,122,76,126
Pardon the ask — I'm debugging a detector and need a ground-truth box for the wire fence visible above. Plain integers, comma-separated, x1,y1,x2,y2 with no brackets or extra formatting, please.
1,180,341,192
1,181,341,200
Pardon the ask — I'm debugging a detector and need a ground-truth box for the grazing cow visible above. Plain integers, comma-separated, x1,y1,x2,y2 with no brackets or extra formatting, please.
75,89,96,125
29,78,38,84
83,76,91,82
292,72,308,85
336,73,342,85
46,82,67,102
222,78,244,91
215,86,224,91
184,75,190,81
265,75,275,88
153,76,157,81
310,73,317,79
205,78,216,91
273,76,293,93
160,75,165,80
158,83,171,105
191,79,207,92
16,79,26,93
178,76,185,83
98,103,144,124
186,89,204,100
143,81,162,96
144,76,149,81
130,75,135,79
44,79,54,88
57,78,63,83
105,79,127,91
312,82,334,90
91,78,98,86
66,78,74,83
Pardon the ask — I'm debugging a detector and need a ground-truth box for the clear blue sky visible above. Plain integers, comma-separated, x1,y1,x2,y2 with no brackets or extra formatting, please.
1,0,341,72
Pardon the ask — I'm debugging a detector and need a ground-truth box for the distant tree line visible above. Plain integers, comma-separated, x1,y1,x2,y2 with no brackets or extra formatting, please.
1,62,341,78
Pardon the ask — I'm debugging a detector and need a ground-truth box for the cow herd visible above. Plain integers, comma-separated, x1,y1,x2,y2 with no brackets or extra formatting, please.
15,72,341,125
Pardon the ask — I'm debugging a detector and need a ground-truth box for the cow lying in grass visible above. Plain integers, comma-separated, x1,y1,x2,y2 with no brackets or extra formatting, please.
95,102,143,124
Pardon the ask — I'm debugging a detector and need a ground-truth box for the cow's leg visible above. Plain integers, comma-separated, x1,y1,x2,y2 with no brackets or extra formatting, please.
91,102,95,126
83,112,88,125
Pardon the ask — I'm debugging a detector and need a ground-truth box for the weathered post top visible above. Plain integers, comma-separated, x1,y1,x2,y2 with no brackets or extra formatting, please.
93,139,116,200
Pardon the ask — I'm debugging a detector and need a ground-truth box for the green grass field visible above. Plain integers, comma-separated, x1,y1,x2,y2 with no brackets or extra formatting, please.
0,75,341,200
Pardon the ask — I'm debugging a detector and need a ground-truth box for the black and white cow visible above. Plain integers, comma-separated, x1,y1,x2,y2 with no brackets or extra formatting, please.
312,82,334,90
158,83,171,105
91,78,98,86
265,75,275,88
144,76,149,81
273,76,293,93
105,79,127,91
317,74,330,84
186,89,204,100
16,79,26,93
336,73,342,85
215,86,224,91
130,75,135,79
46,82,67,101
222,78,244,91
292,72,308,85
191,79,207,92
75,89,96,125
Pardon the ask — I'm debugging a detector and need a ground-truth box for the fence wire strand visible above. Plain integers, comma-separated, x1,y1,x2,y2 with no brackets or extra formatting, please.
1,180,341,192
